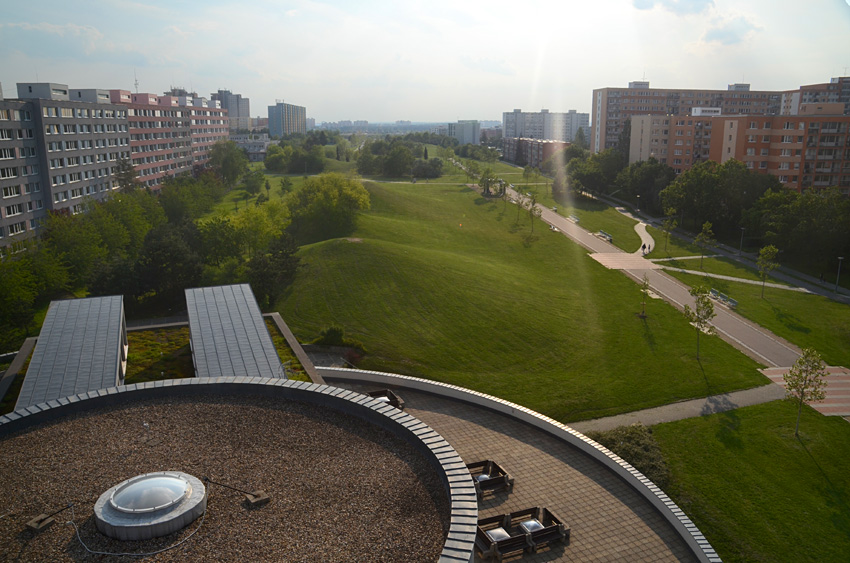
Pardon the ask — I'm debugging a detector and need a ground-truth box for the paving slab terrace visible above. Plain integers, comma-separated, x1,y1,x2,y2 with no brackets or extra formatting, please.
332,380,699,562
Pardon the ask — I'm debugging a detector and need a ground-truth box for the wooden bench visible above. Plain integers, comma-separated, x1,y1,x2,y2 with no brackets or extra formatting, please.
475,507,569,561
366,389,404,410
508,507,569,553
466,460,514,500
598,230,613,243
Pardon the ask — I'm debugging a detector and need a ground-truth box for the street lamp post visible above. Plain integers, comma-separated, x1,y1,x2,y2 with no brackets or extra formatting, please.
836,257,845,293
739,227,745,255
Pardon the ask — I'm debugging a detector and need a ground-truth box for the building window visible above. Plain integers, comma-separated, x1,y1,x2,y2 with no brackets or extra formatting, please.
0,167,18,178
8,221,25,235
2,185,21,198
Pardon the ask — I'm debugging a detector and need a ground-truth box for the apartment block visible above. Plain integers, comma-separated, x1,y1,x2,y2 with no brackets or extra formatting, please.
503,137,569,169
0,98,41,248
448,120,480,145
268,101,306,137
629,104,850,194
211,89,250,131
1,81,230,249
592,81,785,154
110,90,194,190
503,109,589,142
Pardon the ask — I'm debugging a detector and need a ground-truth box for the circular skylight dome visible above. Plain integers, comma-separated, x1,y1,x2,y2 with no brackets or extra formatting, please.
110,473,190,513
94,471,206,541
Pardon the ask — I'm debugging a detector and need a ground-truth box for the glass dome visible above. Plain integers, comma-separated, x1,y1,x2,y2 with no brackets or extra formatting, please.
109,473,190,513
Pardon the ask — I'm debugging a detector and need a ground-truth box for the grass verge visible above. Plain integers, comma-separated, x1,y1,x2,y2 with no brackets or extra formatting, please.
653,400,850,563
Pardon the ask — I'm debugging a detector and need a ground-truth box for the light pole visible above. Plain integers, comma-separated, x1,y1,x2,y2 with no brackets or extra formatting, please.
836,257,844,293
739,227,745,255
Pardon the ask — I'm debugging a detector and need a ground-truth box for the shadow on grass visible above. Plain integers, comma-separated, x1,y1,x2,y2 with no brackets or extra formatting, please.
799,439,850,541
522,234,539,247
768,300,811,334
473,197,489,206
701,394,743,450
639,316,656,351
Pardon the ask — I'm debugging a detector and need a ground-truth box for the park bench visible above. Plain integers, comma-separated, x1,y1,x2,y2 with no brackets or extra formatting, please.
475,506,569,561
598,230,613,243
366,389,405,410
466,460,514,500
709,289,738,309
568,214,579,223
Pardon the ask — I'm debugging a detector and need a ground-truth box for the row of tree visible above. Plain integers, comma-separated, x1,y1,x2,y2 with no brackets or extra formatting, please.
1,138,372,345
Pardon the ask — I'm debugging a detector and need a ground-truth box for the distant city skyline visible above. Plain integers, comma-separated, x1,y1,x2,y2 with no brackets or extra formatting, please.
1,0,848,123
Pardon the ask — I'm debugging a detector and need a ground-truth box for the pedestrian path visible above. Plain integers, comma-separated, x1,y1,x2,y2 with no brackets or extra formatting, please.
633,222,655,255
658,267,812,292
570,383,787,433
762,366,850,418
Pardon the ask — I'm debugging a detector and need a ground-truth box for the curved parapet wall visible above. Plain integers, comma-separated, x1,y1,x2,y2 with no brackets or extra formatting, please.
319,367,722,563
0,377,476,563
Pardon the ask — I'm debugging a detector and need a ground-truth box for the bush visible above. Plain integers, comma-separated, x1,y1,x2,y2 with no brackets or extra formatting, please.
586,423,671,488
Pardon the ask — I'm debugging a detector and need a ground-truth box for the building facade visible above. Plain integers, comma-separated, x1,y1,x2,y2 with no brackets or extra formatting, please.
268,101,307,137
211,90,250,131
503,137,569,169
1,81,229,248
448,120,480,145
503,109,589,142
595,77,850,154
629,103,850,194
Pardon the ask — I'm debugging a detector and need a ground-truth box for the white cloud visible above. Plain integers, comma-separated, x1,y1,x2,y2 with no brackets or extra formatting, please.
633,0,714,15
703,15,761,45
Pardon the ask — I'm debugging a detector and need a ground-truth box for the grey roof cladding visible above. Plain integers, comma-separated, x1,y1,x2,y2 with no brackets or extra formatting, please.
16,295,125,410
185,284,282,379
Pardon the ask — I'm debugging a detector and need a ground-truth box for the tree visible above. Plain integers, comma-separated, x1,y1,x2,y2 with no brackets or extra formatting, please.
384,145,413,177
525,192,541,233
135,223,203,309
423,146,429,160
478,167,497,196
209,140,249,185
757,244,780,298
247,233,301,308
783,348,829,437
115,157,140,192
683,285,715,360
243,169,265,195
523,165,533,187
662,208,678,252
694,221,715,269
264,144,292,172
0,256,38,333
42,211,107,287
285,173,370,245
573,127,588,150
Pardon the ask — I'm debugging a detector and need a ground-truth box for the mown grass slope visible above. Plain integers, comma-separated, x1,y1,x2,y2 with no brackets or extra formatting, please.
278,181,765,422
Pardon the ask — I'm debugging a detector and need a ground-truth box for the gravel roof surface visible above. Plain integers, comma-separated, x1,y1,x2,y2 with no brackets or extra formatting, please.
0,394,450,562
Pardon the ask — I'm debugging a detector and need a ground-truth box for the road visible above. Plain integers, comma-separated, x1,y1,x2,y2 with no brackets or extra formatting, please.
508,188,802,368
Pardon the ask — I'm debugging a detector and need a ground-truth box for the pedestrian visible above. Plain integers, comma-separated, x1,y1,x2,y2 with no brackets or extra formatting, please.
648,244,651,252
641,243,646,253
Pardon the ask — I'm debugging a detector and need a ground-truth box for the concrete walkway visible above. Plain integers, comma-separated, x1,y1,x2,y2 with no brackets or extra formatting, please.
570,383,787,433
505,187,803,368
633,221,655,255
658,268,812,292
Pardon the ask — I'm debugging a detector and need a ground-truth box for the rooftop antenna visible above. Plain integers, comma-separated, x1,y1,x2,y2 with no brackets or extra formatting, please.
642,68,646,81
134,69,139,93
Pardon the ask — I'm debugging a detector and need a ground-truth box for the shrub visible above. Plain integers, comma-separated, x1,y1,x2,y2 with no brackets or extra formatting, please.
586,423,671,488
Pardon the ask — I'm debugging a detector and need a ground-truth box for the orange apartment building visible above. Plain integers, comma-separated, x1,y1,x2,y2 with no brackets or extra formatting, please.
629,103,850,194
592,77,850,157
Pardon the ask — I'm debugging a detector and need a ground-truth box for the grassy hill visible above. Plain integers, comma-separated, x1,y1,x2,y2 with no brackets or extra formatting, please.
278,180,765,423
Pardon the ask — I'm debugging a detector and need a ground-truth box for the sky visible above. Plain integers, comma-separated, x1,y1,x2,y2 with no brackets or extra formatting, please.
1,0,849,123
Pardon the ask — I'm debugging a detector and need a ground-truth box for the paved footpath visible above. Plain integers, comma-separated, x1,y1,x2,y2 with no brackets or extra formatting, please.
570,383,787,433
507,187,803,369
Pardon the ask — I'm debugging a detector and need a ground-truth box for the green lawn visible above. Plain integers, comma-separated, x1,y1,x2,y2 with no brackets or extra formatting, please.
278,180,766,423
666,270,850,367
654,400,850,563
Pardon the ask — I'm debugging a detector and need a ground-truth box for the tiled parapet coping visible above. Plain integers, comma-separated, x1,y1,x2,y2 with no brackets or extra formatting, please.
0,377,476,563
320,367,722,563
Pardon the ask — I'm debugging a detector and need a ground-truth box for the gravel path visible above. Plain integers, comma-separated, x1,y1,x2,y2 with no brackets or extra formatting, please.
0,395,449,562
